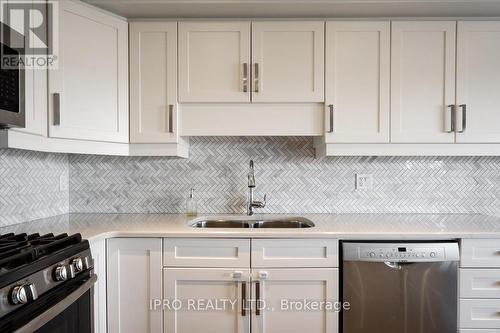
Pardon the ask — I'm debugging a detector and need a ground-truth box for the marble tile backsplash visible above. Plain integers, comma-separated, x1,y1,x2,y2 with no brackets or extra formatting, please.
68,137,500,216
2,137,500,227
0,149,69,227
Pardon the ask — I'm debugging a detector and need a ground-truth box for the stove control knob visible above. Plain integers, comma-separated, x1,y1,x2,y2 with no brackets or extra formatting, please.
11,283,38,305
72,258,84,272
53,265,68,282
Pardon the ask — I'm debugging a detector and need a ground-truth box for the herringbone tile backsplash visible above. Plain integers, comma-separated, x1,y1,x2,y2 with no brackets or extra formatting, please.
0,149,69,227
69,137,500,215
2,137,500,227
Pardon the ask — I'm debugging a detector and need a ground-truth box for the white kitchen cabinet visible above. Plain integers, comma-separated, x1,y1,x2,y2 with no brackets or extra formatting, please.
456,21,500,143
48,0,129,143
391,21,456,143
251,21,324,102
179,21,251,103
107,238,162,333
130,22,178,143
251,268,338,333
164,268,251,333
324,21,390,143
89,239,107,333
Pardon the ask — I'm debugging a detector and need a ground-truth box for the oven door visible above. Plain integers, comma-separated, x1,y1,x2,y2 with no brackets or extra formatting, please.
0,272,96,333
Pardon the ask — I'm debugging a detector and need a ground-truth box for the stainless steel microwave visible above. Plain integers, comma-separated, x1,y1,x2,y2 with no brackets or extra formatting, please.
0,24,25,129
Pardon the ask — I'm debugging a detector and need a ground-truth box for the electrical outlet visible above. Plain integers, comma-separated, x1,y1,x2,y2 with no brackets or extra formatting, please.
59,174,69,191
355,174,373,190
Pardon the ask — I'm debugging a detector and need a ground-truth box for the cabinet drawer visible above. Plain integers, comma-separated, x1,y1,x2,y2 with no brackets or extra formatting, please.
461,299,500,329
462,240,500,267
461,269,500,298
252,239,338,268
163,238,250,267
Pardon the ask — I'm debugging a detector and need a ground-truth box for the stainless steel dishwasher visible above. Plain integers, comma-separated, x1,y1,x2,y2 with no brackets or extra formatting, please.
342,242,459,333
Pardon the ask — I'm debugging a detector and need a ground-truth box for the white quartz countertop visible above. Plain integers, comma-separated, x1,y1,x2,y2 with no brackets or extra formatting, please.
2,213,500,241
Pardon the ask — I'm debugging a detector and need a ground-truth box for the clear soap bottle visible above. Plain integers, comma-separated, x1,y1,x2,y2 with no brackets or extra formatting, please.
186,188,198,217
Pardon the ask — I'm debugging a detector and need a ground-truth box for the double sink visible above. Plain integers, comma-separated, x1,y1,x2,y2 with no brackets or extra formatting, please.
191,216,315,229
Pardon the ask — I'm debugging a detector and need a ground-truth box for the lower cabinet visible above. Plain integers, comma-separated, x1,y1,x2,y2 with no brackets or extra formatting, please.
163,267,338,333
107,238,163,333
106,238,340,333
460,239,500,331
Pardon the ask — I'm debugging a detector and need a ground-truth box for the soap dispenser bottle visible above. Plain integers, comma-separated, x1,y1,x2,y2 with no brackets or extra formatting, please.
186,188,198,217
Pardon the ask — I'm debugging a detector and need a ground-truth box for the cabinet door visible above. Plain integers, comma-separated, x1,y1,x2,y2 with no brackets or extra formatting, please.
391,21,456,143
251,21,324,102
130,22,177,143
164,268,251,333
179,22,251,103
325,21,390,143
48,1,129,143
107,238,162,333
457,21,500,143
252,268,339,333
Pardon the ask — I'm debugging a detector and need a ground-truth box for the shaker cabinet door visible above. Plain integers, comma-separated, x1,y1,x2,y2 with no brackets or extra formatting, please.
251,21,324,103
456,21,500,143
130,22,178,143
48,0,128,143
325,21,390,143
252,268,339,333
391,21,456,143
107,238,163,333
178,22,251,103
164,268,251,333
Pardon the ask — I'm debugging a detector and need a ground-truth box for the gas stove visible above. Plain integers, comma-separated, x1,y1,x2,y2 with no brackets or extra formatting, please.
0,232,95,333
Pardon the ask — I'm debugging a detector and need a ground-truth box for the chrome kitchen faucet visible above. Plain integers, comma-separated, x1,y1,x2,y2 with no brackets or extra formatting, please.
247,160,267,216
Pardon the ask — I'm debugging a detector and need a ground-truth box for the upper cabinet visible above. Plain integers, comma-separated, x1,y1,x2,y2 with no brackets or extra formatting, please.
324,21,390,143
178,21,324,103
251,21,324,103
391,21,457,143
456,21,500,143
179,22,251,103
48,0,129,143
130,22,178,143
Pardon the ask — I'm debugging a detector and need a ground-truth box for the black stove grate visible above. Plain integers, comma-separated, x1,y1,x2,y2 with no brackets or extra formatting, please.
0,233,83,277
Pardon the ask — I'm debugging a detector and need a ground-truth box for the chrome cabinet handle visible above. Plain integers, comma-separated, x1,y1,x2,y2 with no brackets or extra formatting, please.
328,104,334,133
242,63,248,93
254,63,260,93
53,93,61,126
458,104,467,133
446,104,456,133
241,281,247,317
255,280,261,316
168,104,174,133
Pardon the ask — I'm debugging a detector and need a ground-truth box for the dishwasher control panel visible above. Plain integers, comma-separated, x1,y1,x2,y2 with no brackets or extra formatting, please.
343,242,460,262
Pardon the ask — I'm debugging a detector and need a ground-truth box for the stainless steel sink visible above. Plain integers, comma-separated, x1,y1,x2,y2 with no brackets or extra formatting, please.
191,220,251,228
190,217,315,229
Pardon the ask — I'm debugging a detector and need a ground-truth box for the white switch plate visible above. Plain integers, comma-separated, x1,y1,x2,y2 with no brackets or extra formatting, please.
355,174,373,190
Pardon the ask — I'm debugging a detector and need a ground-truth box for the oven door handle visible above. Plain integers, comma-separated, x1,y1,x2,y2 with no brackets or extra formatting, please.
14,274,97,333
